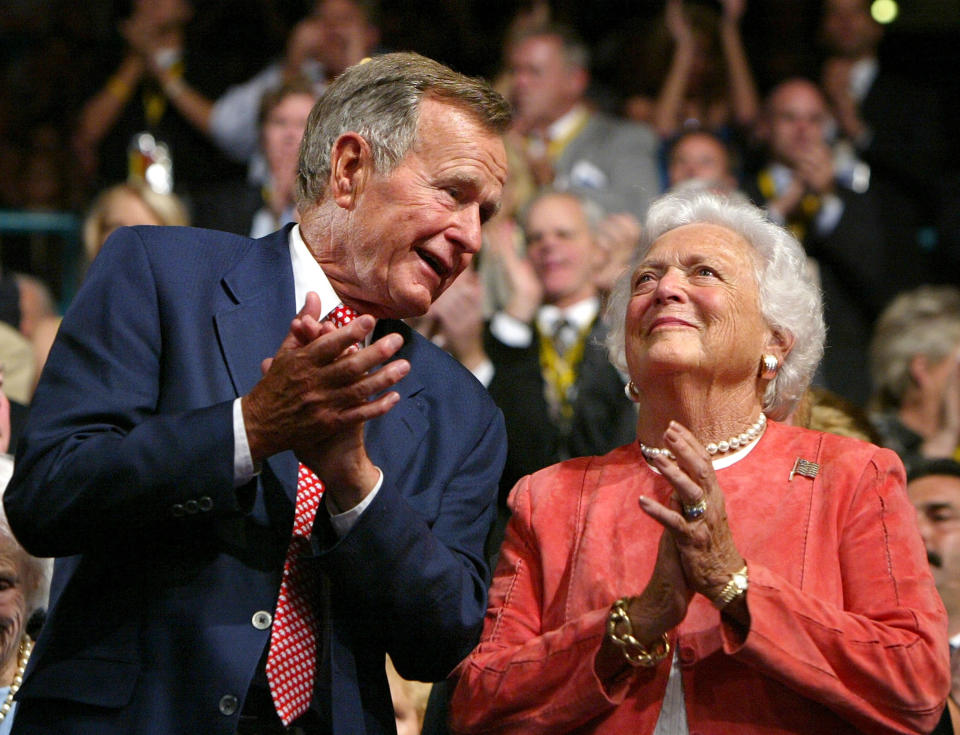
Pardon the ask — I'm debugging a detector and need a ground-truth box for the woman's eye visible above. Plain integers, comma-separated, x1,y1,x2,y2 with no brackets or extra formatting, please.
696,266,718,278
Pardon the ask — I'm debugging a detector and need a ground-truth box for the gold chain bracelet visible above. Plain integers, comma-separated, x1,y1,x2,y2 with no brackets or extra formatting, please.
606,597,671,667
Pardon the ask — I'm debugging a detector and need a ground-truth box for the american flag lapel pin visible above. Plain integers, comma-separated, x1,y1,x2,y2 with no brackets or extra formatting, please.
790,457,820,481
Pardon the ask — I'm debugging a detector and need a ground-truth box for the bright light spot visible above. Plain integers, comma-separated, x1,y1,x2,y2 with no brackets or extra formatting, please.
871,0,898,24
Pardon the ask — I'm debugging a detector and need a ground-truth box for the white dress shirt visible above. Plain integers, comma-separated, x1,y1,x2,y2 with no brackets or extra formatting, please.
479,297,601,389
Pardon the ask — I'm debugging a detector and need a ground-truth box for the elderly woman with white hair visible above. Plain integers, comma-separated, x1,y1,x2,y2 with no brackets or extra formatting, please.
450,189,949,734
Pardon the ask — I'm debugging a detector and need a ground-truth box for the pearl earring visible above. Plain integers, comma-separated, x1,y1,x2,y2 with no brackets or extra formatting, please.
624,380,641,402
760,354,779,380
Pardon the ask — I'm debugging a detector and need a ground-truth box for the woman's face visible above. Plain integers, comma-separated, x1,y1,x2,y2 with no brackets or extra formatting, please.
262,93,315,186
625,222,772,386
0,538,29,672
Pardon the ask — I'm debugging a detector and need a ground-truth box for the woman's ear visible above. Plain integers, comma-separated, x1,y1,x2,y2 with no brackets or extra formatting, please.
328,132,372,209
765,328,795,364
908,353,931,389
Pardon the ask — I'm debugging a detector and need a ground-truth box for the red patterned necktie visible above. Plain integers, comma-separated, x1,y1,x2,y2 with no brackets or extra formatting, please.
266,302,359,724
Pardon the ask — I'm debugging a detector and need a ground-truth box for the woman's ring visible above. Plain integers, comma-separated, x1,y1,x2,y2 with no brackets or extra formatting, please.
682,498,707,520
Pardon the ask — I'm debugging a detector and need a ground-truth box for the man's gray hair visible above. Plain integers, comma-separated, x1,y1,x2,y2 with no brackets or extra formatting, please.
296,52,511,207
604,188,825,420
869,285,960,412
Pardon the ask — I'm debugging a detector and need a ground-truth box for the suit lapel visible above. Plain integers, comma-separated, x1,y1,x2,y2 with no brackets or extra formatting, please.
365,320,428,479
214,226,298,495
215,226,296,397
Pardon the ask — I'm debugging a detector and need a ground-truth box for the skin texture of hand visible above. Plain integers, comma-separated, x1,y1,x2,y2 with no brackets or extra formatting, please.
120,13,158,58
486,217,543,323
426,269,488,371
284,17,325,79
243,293,410,509
821,58,866,141
594,213,641,294
795,141,836,195
637,421,747,613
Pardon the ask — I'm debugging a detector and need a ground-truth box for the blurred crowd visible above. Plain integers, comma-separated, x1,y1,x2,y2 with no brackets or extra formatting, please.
1,0,960,731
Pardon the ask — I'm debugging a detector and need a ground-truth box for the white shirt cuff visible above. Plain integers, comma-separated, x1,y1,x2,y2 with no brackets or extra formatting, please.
326,467,384,537
814,193,845,237
233,397,257,487
471,358,495,388
490,311,533,348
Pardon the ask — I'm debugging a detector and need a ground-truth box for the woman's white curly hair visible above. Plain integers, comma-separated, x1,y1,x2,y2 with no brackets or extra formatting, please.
604,188,825,420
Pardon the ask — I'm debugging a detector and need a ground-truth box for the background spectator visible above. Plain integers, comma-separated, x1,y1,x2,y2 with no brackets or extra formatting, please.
82,180,189,265
869,285,960,474
745,77,886,405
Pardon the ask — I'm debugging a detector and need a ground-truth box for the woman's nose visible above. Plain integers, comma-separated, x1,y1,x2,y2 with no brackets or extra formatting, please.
654,267,685,301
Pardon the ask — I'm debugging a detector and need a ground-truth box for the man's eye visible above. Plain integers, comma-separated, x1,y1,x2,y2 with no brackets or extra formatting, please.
696,266,718,277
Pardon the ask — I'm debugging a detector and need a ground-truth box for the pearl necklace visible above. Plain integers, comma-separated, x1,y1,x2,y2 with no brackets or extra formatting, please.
0,635,33,723
640,413,767,460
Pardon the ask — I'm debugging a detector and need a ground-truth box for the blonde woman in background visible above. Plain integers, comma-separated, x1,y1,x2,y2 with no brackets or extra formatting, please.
82,180,189,265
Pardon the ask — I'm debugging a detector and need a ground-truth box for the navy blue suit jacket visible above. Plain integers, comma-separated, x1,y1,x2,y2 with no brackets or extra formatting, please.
5,225,505,735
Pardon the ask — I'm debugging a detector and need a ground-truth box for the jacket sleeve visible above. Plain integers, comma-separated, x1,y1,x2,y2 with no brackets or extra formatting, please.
449,475,651,734
725,449,950,735
4,227,240,558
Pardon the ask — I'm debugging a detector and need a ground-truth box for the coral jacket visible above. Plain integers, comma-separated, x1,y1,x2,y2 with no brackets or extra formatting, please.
452,421,949,734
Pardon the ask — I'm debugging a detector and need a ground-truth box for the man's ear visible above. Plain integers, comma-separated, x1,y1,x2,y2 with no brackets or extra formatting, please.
328,132,372,209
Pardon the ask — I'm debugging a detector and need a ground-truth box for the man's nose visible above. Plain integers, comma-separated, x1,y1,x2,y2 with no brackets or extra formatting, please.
454,204,483,254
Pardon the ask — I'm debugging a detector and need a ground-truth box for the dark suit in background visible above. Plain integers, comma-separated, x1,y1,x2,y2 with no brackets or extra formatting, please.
484,317,635,559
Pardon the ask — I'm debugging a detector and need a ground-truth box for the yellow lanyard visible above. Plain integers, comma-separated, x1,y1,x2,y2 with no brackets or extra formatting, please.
543,108,590,162
142,59,185,128
757,169,820,242
538,321,592,424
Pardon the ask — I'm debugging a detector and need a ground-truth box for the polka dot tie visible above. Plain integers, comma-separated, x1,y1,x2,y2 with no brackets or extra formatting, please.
266,303,359,725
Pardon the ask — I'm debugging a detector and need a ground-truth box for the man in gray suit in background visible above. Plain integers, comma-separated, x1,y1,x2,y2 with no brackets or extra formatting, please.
506,23,661,221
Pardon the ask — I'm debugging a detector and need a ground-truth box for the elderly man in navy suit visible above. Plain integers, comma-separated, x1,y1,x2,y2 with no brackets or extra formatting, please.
4,52,509,735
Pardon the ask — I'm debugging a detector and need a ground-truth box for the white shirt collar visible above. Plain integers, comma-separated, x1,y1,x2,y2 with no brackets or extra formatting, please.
767,162,795,194
289,224,341,318
546,104,589,144
537,296,600,336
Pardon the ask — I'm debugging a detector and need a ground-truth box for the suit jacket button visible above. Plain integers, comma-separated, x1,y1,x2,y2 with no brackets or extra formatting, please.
170,504,185,518
184,499,199,514
219,694,238,716
252,611,272,630
198,496,214,512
